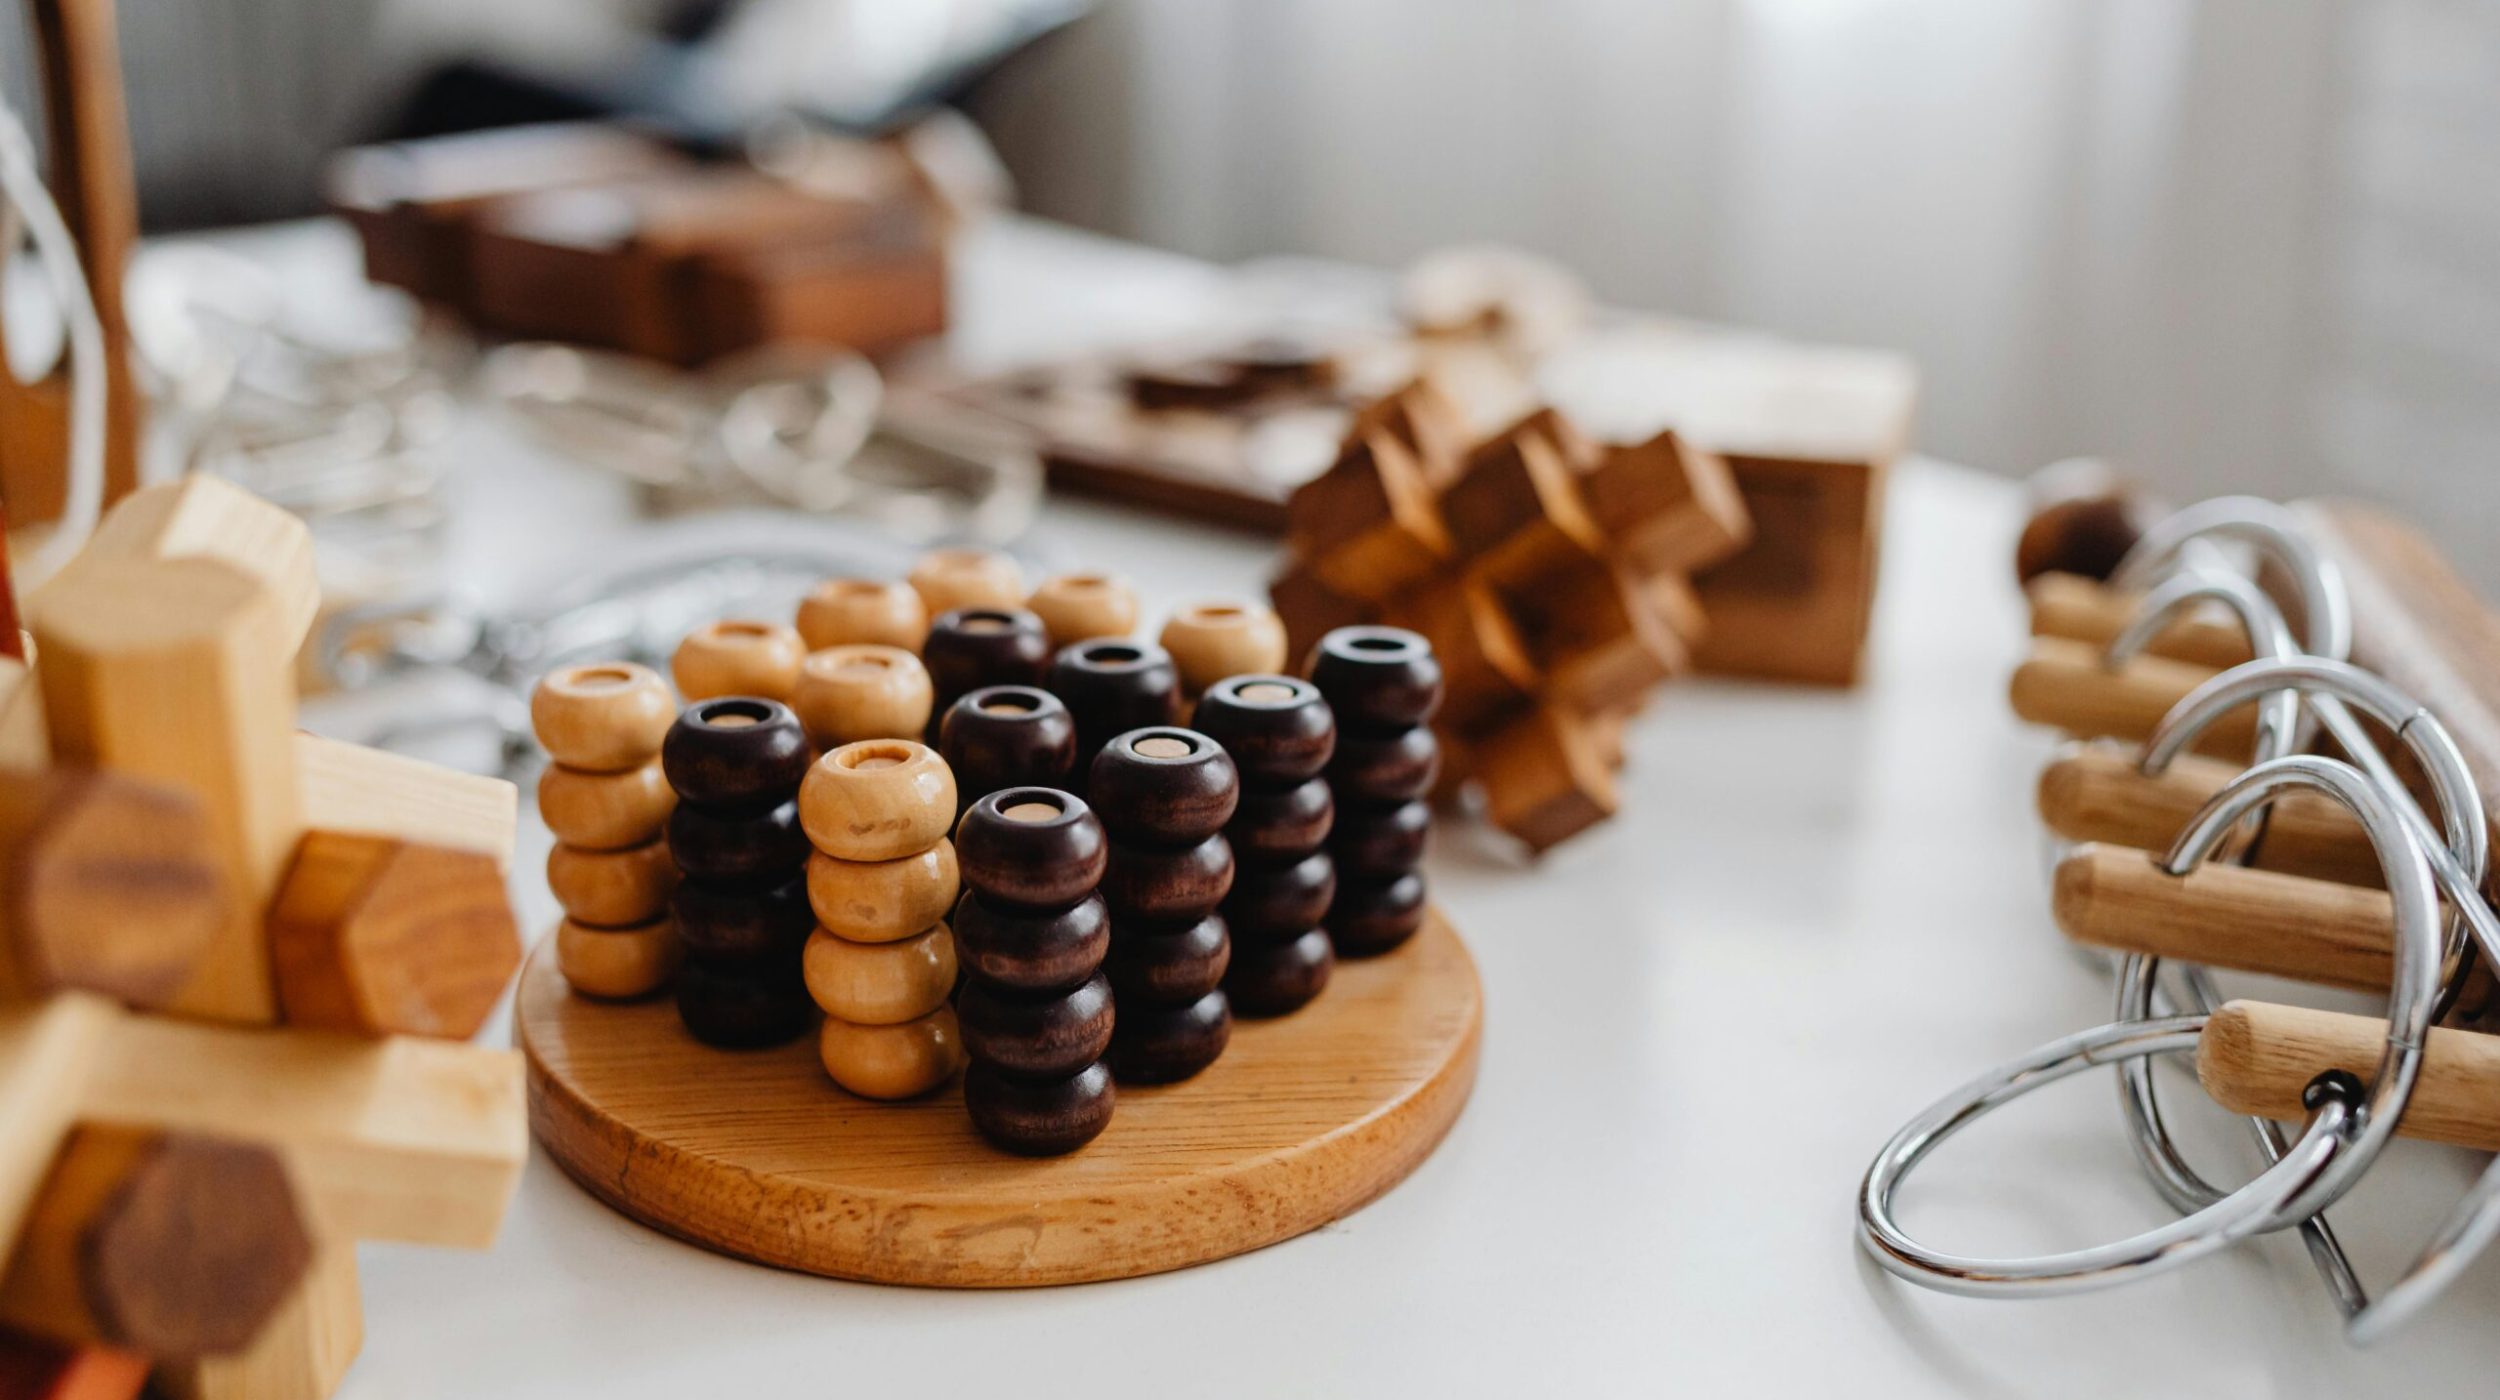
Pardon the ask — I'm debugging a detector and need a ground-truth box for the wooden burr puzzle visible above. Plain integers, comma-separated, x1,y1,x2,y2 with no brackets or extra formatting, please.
520,547,1481,1280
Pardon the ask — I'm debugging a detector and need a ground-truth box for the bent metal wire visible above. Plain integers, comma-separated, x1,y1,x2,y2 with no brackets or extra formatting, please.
1858,497,2500,1342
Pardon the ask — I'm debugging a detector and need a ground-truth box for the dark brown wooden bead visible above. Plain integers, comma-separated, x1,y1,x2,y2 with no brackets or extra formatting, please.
676,959,814,1048
1330,798,1430,878
924,607,1051,717
1088,728,1239,842
1100,833,1233,921
1225,928,1334,1017
950,891,1109,993
1328,870,1426,957
661,697,810,813
1308,626,1443,731
957,972,1115,1080
667,797,808,890
2016,461,2158,584
672,876,812,965
1328,726,1440,804
1223,850,1335,941
1049,640,1180,770
1228,776,1333,862
1105,912,1229,1004
1107,990,1230,1085
940,686,1076,806
964,1060,1114,1156
1190,675,1335,786
953,788,1107,910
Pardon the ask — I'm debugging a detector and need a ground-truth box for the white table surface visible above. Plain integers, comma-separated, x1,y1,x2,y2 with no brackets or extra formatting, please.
248,218,2500,1398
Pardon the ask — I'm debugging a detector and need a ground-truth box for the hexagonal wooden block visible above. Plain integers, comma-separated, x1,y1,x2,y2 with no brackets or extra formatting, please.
1438,421,1607,595
1476,704,1619,853
0,770,226,1009
1387,582,1539,737
1285,427,1452,604
1580,428,1752,578
267,832,521,1039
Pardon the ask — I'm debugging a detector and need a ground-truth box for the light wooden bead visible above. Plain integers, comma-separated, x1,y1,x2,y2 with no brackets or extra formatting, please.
803,922,958,1025
806,841,958,943
797,578,929,652
794,645,934,748
557,915,682,999
799,739,957,861
818,1005,966,1100
546,839,679,928
537,759,675,850
531,662,675,772
909,548,1027,616
1160,600,1289,695
672,620,806,702
1027,572,1139,646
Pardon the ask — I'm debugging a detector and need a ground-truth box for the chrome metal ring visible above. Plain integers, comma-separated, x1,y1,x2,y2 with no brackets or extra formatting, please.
2112,496,2351,661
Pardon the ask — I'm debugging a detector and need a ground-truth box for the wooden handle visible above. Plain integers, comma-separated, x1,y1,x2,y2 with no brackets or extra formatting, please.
2009,637,2253,758
2036,746,2384,887
2200,1000,2500,1152
2025,573,2255,671
2051,843,2398,992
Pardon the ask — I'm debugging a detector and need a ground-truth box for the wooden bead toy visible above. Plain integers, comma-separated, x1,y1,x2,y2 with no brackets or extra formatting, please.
805,842,959,944
544,839,678,929
907,548,1027,616
555,915,682,999
1047,639,1180,777
2015,459,2161,585
796,578,929,652
796,740,963,1097
922,607,1053,726
1192,675,1338,1016
817,1008,967,1101
798,740,957,863
953,788,1117,1153
530,662,675,773
1026,572,1139,646
1309,626,1441,958
669,619,806,703
1090,731,1237,1083
939,686,1077,811
661,697,815,1049
1158,601,1288,698
535,760,674,851
793,645,932,749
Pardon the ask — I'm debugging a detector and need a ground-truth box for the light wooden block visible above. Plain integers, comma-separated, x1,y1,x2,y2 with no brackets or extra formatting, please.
0,994,119,1249
0,658,47,770
71,477,318,655
294,733,516,868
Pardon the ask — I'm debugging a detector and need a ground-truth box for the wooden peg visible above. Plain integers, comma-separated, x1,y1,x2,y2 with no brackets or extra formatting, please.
2036,746,2381,888
266,832,522,1040
2007,637,2254,758
1577,429,1751,578
0,1125,311,1359
2198,1000,2500,1153
156,1246,360,1400
294,733,516,867
0,770,224,1009
1285,429,1451,605
2050,843,2399,994
0,1334,149,1400
0,661,46,771
2025,573,2255,671
1474,704,1618,853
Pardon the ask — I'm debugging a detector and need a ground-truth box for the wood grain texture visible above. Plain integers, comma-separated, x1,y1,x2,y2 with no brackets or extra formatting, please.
2035,746,2382,888
2199,1000,2500,1152
2050,843,2398,993
519,906,1481,1286
0,995,118,1250
2008,637,2253,758
2024,572,2255,670
294,734,516,868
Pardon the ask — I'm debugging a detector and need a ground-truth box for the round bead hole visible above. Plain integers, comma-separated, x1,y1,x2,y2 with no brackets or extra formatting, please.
979,693,1040,715
1236,681,1297,704
1003,798,1064,823
713,621,773,639
699,699,772,730
960,611,1014,634
1190,604,1244,622
840,742,914,771
570,666,635,690
1133,735,1196,760
1085,644,1143,664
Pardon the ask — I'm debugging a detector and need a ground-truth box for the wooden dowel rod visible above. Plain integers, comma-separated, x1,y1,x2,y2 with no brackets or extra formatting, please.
2050,843,2397,993
2026,572,2255,671
2009,637,2254,759
2036,746,2385,888
2200,1000,2500,1152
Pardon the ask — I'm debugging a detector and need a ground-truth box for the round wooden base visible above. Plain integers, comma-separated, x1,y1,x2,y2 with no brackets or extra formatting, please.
517,909,1482,1286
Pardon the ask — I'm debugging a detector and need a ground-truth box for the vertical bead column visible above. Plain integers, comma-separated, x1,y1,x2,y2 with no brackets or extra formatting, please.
1048,638,1181,785
797,740,967,1099
953,789,1117,1155
661,697,817,1047
938,685,1076,814
1091,729,1237,1083
1192,676,1337,1015
1308,627,1443,957
532,662,682,999
921,607,1052,740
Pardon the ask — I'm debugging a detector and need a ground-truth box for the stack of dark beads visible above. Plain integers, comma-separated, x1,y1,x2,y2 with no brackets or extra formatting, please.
660,697,818,1046
953,788,1118,1155
1192,675,1337,1015
939,684,1075,814
1092,728,1238,1083
1307,627,1443,957
1047,638,1182,786
922,607,1051,741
